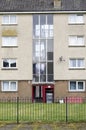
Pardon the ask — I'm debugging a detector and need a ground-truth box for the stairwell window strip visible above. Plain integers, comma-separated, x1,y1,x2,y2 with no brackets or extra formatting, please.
2,15,17,24
1,81,18,92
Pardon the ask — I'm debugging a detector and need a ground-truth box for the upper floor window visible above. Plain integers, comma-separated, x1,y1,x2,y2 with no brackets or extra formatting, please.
1,81,18,92
68,14,84,24
69,58,85,69
2,59,16,69
2,15,17,24
69,81,85,92
2,36,17,46
69,36,84,46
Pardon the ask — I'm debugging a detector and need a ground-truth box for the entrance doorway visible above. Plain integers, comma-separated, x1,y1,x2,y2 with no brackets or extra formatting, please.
32,85,54,103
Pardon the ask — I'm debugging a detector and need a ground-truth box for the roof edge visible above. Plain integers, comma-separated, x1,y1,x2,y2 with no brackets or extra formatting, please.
0,11,86,14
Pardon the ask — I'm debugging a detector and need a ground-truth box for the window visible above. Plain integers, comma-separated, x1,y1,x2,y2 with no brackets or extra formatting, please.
2,37,17,46
2,15,17,24
69,81,85,91
33,14,53,83
1,81,18,91
69,59,84,69
69,36,84,46
68,14,84,24
2,59,16,69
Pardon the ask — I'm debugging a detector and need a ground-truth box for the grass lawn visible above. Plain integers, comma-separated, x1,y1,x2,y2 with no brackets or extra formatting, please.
0,102,86,123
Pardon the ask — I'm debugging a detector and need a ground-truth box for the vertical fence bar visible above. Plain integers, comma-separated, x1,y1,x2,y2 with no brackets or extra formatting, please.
17,97,19,124
66,97,68,123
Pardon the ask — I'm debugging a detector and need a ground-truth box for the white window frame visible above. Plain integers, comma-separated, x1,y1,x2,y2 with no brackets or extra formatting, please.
69,58,85,69
1,81,18,92
69,36,84,46
69,81,85,92
2,36,17,46
2,58,17,69
68,14,84,24
2,15,17,24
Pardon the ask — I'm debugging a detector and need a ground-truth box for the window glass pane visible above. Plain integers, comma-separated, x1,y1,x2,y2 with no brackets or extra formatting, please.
3,59,9,67
3,16,9,24
33,40,40,61
77,36,84,45
47,15,53,24
70,81,76,90
40,15,46,38
40,15,46,25
40,40,46,61
40,63,46,74
35,63,40,74
3,81,9,91
33,15,39,37
2,37,9,46
10,16,16,23
10,60,16,67
47,39,53,60
77,59,84,67
33,75,39,82
78,82,83,90
10,82,16,90
68,15,76,23
40,75,46,82
77,15,83,23
69,36,76,45
47,75,53,82
47,62,53,74
10,37,17,46
70,59,76,67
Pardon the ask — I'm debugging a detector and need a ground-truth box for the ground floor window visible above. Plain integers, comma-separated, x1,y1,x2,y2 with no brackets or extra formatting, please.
69,81,85,91
1,81,18,91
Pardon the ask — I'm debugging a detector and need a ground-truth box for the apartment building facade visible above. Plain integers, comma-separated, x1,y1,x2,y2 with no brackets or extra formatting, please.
0,0,86,102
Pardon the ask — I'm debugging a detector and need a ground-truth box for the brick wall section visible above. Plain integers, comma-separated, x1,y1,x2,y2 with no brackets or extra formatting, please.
54,81,86,98
18,81,32,98
0,81,32,98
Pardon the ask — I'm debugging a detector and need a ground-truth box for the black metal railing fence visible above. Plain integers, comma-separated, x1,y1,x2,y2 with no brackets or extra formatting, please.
0,97,86,123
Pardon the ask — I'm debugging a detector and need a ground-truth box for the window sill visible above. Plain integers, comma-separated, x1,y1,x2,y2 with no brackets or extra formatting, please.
68,23,85,25
1,46,18,48
69,68,85,70
68,45,85,47
2,24,17,26
1,91,18,93
68,90,85,92
1,68,18,70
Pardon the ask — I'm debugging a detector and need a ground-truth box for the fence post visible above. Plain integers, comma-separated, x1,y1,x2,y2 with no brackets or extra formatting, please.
66,97,68,123
17,97,19,124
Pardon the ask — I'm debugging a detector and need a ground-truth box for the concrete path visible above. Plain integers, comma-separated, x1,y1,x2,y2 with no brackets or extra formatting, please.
0,123,86,130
